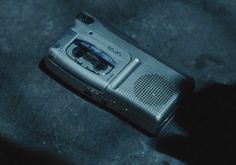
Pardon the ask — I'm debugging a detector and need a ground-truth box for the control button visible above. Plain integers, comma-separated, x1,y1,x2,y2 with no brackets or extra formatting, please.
77,12,94,24
84,90,92,97
86,87,100,96
124,108,129,112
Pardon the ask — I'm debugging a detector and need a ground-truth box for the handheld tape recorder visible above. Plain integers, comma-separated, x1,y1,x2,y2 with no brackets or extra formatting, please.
45,12,194,134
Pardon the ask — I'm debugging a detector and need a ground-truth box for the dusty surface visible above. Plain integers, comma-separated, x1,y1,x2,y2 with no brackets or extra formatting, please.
0,0,236,164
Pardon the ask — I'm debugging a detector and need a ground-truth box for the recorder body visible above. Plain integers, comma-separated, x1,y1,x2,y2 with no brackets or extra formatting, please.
45,12,194,134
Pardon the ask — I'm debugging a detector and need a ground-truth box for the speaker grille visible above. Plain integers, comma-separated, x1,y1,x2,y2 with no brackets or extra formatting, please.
134,74,176,107
116,61,180,116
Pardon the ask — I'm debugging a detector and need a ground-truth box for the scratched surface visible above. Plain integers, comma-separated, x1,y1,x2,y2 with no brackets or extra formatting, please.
0,0,236,165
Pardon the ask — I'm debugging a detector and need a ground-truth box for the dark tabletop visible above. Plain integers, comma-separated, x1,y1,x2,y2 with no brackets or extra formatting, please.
0,0,236,165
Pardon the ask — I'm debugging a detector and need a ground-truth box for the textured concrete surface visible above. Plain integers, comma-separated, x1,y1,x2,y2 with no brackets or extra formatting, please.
0,0,236,164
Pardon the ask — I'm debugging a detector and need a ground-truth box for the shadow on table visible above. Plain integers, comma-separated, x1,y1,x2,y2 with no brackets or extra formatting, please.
0,137,69,165
39,58,236,164
155,83,236,165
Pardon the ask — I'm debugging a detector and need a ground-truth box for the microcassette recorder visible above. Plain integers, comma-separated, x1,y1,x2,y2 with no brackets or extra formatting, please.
45,12,194,134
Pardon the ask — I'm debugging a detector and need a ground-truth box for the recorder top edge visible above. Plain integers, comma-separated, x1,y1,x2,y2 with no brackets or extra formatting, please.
48,12,194,93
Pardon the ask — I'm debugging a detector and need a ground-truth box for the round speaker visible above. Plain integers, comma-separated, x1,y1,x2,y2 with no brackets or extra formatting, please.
134,74,176,107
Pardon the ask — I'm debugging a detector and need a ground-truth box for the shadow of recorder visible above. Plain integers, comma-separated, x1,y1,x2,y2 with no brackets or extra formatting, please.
44,12,194,135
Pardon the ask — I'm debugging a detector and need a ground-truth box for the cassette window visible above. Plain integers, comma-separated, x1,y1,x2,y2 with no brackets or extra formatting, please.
67,39,115,75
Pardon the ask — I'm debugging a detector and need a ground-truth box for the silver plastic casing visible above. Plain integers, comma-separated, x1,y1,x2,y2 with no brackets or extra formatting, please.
45,12,194,134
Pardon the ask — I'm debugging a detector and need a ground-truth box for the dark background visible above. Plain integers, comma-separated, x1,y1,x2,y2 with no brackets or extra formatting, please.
0,0,236,164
